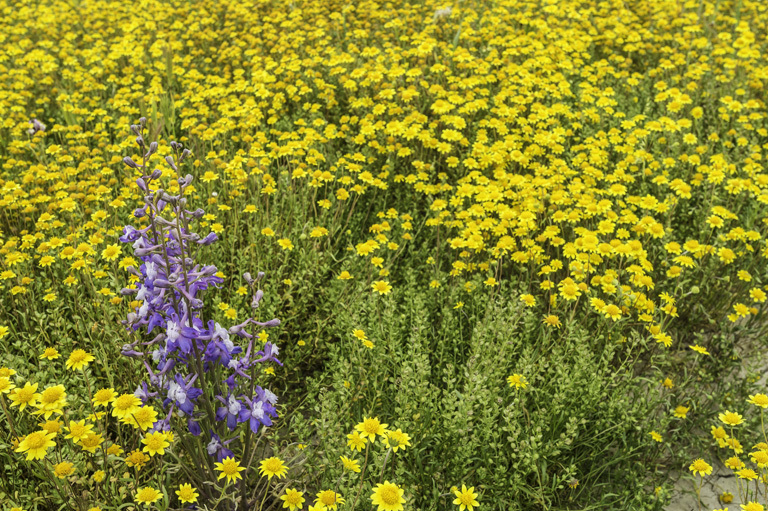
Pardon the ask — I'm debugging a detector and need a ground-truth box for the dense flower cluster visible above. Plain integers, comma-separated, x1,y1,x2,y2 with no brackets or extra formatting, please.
118,119,281,448
1,0,768,509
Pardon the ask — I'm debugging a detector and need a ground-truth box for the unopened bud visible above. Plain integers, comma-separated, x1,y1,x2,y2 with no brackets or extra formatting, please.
123,156,141,169
144,141,158,159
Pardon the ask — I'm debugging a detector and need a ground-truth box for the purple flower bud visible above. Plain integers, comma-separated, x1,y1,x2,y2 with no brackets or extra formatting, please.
251,289,264,308
123,156,141,169
257,272,266,281
139,117,147,127
144,141,158,159
197,232,218,245
134,207,146,218
165,155,177,172
256,318,281,328
136,135,145,147
130,124,142,137
151,169,163,179
243,272,253,286
180,149,192,162
121,347,144,358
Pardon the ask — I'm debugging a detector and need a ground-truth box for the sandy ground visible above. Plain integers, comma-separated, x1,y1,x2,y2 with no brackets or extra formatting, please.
665,463,759,511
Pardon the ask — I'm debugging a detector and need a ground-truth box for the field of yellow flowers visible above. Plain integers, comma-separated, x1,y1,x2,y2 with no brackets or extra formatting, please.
2,0,768,510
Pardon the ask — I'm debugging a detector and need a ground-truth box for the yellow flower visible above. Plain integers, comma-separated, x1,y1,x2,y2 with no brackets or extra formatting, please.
356,417,388,442
35,385,67,419
371,482,405,511
40,347,60,360
507,374,528,390
280,488,305,511
9,382,40,411
258,456,288,480
53,461,75,479
125,449,150,470
347,431,367,451
92,388,117,407
688,344,709,355
101,244,121,261
79,432,104,453
0,377,15,394
338,271,354,280
673,405,689,419
142,431,170,456
176,483,199,504
748,394,768,408
371,280,392,295
711,426,729,447
737,468,759,480
340,455,361,472
64,420,94,443
112,393,142,418
65,349,95,371
650,431,662,442
452,484,479,511
719,410,744,427
316,490,345,511
542,314,561,329
688,458,712,477
135,487,162,506
384,429,411,452
15,430,56,460
277,238,294,251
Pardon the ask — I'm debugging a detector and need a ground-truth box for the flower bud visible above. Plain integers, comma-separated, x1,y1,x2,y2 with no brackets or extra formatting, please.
165,155,177,172
139,117,147,127
180,148,192,162
197,232,218,245
144,141,158,159
151,169,163,179
123,156,141,169
251,289,264,308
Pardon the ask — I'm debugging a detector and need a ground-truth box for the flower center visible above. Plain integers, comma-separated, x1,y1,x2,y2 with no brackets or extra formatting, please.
26,432,46,449
41,389,63,404
380,487,399,505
